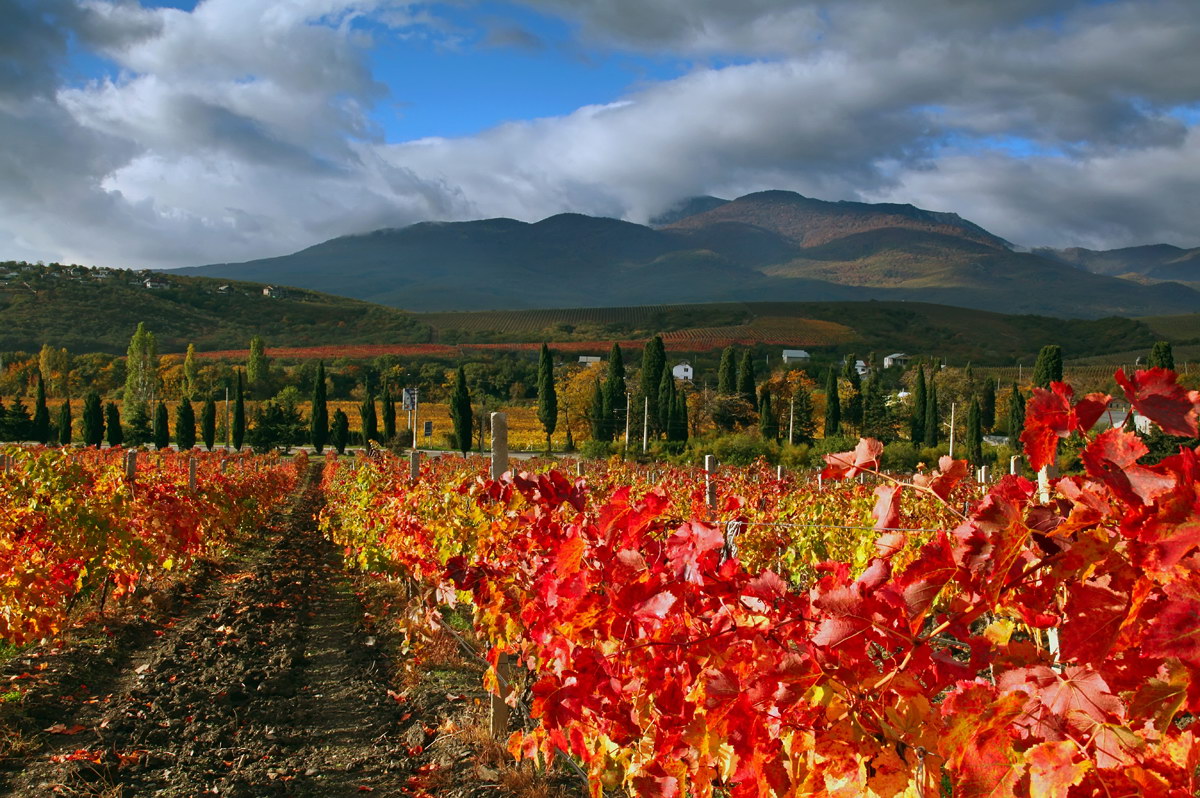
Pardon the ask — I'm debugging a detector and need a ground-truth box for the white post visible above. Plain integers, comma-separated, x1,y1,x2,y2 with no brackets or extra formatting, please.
575,460,584,477
948,402,956,458
776,464,784,481
642,395,649,453
1010,455,1021,475
491,412,508,481
624,392,631,448
788,393,795,445
1037,464,1059,504
704,454,717,510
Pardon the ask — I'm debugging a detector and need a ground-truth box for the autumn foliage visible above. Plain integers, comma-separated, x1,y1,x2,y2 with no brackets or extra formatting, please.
322,369,1200,796
0,447,298,644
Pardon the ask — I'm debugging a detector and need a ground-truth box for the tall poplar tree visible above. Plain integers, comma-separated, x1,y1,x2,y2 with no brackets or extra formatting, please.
105,402,123,447
792,385,816,444
82,392,104,447
232,371,246,451
310,361,328,453
862,376,890,442
201,395,217,451
911,366,927,443
122,322,158,417
183,343,198,400
980,377,997,432
658,369,675,434
247,336,267,391
32,373,50,443
589,377,606,442
449,366,472,455
717,347,736,394
537,343,557,452
175,400,196,450
823,367,840,438
1032,345,1063,388
330,409,350,454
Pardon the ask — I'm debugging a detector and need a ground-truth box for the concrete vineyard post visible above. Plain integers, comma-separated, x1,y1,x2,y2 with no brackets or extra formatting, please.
705,455,717,510
1010,455,1021,476
489,412,512,738
409,449,420,482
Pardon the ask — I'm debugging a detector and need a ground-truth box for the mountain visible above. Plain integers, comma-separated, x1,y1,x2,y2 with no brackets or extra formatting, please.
0,261,428,353
173,191,1200,318
1039,244,1200,283
649,195,729,226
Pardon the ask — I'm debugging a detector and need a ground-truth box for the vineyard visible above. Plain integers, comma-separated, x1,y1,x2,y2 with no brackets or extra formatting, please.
318,368,1200,796
0,368,1198,796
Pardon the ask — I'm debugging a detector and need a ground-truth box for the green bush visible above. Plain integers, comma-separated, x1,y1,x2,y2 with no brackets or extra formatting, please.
882,441,920,473
579,439,612,460
696,433,779,466
778,442,812,469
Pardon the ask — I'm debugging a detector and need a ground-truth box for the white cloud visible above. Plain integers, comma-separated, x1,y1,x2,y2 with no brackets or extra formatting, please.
0,0,1198,272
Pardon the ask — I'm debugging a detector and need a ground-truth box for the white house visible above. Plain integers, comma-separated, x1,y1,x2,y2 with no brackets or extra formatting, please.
579,356,601,364
883,353,911,369
672,362,694,381
217,284,232,294
143,278,169,289
841,358,869,376
781,349,811,364
262,285,284,298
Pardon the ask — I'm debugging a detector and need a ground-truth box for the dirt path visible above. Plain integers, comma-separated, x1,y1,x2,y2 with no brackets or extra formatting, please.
0,468,445,797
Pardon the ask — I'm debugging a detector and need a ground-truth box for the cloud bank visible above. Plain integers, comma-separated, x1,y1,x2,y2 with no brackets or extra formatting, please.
1,0,1198,269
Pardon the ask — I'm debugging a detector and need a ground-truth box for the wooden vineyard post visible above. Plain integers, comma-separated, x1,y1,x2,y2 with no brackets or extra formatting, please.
489,412,512,738
409,449,420,482
125,450,137,482
705,455,717,510
188,456,197,492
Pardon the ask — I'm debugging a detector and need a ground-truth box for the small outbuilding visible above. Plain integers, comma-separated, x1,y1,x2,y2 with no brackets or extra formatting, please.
781,349,811,364
883,353,912,369
672,362,694,381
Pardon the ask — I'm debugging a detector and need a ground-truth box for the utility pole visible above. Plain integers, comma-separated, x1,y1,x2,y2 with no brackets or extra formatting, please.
624,391,631,448
948,402,957,458
788,393,795,445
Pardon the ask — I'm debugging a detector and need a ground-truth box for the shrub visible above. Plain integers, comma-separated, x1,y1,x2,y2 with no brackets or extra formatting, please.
579,439,611,460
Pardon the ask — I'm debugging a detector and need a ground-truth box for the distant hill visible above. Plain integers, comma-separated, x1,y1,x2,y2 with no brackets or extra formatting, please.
0,261,429,353
1040,244,1200,284
172,190,1200,318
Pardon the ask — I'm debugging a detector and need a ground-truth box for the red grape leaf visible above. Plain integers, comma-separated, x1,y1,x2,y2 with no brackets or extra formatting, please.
665,521,724,584
1025,740,1090,796
1115,368,1200,437
872,483,902,531
1021,385,1076,472
821,437,883,480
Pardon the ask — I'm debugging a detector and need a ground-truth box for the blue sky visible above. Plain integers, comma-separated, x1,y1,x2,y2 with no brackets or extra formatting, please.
3,0,1199,269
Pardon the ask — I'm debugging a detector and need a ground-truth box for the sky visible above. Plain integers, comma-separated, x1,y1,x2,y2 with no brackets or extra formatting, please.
2,0,1200,270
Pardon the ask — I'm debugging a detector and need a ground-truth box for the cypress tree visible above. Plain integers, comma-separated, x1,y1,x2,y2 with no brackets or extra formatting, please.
589,377,606,441
32,373,50,443
967,399,983,465
247,336,266,391
105,402,123,447
57,399,72,445
153,402,169,449
232,371,246,451
82,392,104,447
641,336,666,434
601,344,626,442
201,395,216,451
758,386,778,440
1148,341,1175,371
842,355,863,432
980,377,997,432
0,396,7,441
310,362,328,453
671,391,689,442
175,400,196,450
330,409,350,454
537,343,558,452
792,385,816,444
736,351,757,406
381,384,396,442
823,367,840,437
923,382,939,447
1008,384,1025,449
1031,345,1063,388
359,392,377,445
657,369,674,435
449,366,472,455
717,347,736,394
911,366,926,443
863,376,889,441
